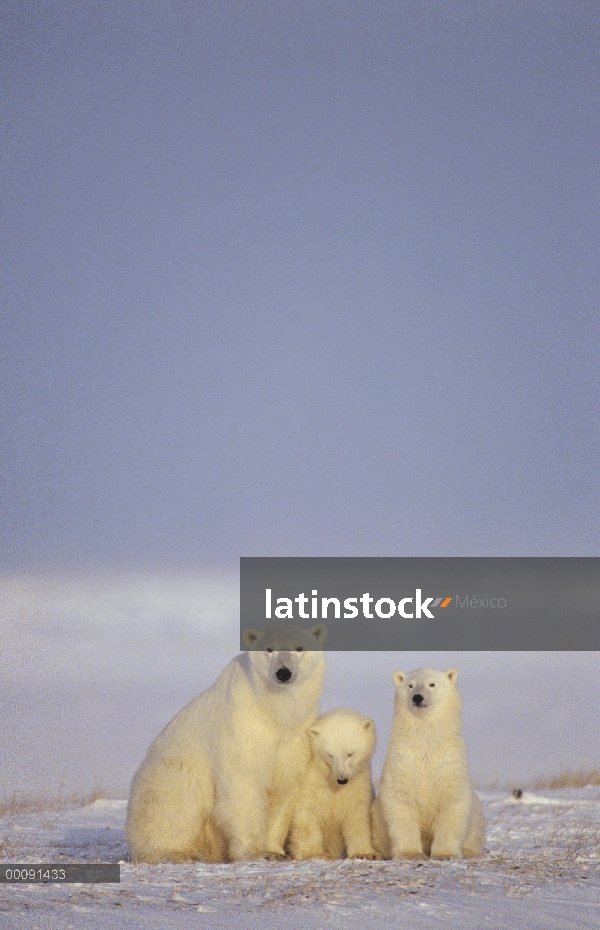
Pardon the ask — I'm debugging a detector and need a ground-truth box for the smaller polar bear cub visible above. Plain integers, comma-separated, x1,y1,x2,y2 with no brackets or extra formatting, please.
373,668,485,860
288,708,377,860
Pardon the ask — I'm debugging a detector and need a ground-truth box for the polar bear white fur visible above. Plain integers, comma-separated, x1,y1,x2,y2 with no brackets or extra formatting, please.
372,667,485,860
288,708,377,860
126,623,327,863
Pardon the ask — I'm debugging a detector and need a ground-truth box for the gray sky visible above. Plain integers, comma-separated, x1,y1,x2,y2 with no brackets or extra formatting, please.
2,1,598,570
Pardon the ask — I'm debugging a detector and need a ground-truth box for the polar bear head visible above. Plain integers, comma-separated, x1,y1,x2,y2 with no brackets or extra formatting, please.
308,708,376,785
393,667,461,719
242,622,327,687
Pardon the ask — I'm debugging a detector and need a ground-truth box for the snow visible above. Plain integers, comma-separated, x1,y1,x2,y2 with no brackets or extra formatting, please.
1,790,598,930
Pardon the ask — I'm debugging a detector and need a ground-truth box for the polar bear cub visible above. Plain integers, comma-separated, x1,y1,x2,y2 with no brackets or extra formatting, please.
126,622,327,863
373,668,485,860
288,708,377,860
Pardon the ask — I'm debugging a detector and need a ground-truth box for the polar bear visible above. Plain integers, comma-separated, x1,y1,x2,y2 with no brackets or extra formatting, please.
288,708,377,860
126,622,327,863
372,667,485,860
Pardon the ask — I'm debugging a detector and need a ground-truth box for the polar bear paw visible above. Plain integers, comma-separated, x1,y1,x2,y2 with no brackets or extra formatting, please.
264,850,287,861
348,849,377,860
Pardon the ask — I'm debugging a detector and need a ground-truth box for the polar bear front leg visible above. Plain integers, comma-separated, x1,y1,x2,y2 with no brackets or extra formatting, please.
386,803,425,859
266,728,311,858
287,802,326,860
430,800,470,859
288,822,326,859
266,789,300,859
342,804,377,859
462,792,486,857
213,783,270,861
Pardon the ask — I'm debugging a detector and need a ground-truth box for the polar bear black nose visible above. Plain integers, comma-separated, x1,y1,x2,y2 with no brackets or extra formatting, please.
276,667,292,683
337,778,348,785
412,693,424,705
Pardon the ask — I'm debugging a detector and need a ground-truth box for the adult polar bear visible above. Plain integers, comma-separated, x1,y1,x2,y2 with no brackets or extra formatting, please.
126,623,327,863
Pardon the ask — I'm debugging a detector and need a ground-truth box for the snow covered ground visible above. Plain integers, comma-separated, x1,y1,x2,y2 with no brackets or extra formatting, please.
0,789,598,930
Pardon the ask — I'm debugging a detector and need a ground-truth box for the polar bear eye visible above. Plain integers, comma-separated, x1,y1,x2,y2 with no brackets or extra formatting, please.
429,683,435,687
296,646,303,652
347,752,355,758
408,683,414,689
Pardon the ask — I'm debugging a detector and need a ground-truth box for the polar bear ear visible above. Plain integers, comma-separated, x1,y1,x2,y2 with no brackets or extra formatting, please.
309,624,327,647
308,724,322,740
242,628,261,649
393,671,406,688
446,668,459,683
362,718,375,731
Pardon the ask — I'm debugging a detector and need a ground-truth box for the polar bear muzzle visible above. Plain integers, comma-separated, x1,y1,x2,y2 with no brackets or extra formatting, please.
269,650,299,685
